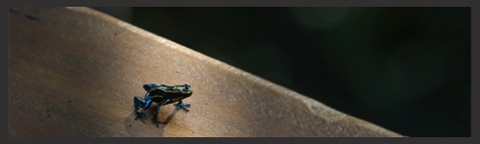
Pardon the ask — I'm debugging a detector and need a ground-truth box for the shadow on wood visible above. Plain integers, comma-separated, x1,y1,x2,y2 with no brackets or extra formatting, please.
9,7,402,137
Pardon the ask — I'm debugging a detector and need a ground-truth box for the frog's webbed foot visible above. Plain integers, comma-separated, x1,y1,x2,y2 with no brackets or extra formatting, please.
134,111,148,120
153,118,162,128
175,101,191,112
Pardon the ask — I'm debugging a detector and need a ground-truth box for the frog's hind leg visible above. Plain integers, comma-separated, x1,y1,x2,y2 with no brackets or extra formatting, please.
133,96,152,120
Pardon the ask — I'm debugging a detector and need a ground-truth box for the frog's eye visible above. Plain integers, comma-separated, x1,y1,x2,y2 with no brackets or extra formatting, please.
184,84,190,90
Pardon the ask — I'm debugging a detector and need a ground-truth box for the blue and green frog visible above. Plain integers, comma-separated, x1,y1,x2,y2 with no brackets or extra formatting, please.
133,84,192,127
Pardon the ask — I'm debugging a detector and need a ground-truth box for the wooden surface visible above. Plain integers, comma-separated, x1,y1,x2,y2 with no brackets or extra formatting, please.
9,7,402,137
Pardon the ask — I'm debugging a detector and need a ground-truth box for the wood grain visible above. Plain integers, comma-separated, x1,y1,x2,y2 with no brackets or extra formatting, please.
9,7,402,137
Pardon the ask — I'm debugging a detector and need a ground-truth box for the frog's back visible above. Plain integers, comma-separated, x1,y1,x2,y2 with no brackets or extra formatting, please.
148,84,192,103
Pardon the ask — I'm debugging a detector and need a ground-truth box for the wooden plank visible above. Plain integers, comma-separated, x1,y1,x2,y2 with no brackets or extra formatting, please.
9,7,402,137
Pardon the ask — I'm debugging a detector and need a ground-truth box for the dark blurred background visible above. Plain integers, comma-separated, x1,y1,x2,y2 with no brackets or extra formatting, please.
93,7,470,137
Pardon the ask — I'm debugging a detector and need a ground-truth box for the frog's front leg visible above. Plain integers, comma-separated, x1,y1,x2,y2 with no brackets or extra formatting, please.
153,99,170,127
175,100,191,112
133,94,152,120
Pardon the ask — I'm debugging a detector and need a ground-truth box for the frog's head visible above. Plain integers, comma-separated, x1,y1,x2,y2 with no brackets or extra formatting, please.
184,84,191,90
182,84,193,97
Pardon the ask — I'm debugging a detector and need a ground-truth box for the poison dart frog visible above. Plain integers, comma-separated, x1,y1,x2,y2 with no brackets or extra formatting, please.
133,84,192,127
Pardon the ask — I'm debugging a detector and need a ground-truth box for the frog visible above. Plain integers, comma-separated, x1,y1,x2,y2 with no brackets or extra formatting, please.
133,83,192,127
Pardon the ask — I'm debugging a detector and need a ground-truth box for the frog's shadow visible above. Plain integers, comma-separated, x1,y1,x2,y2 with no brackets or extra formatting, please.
124,107,181,137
